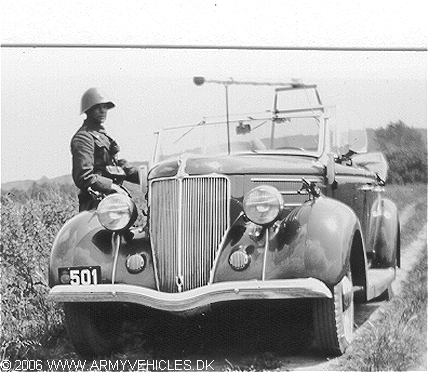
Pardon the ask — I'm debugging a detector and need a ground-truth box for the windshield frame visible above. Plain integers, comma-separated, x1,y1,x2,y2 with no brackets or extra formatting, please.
153,109,328,164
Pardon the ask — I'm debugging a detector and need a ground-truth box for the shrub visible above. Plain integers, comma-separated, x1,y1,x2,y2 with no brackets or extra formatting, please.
374,121,427,184
1,186,77,359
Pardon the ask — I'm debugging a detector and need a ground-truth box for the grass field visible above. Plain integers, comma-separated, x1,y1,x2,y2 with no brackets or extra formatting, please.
1,183,426,370
335,246,427,371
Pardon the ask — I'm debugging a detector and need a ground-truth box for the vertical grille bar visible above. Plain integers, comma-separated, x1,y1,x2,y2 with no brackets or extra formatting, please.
150,176,229,292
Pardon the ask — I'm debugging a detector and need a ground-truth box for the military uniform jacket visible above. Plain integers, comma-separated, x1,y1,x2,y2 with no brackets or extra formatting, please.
71,119,138,194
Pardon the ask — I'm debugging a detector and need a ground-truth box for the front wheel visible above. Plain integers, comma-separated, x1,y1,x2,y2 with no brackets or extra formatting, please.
312,272,354,355
63,302,122,357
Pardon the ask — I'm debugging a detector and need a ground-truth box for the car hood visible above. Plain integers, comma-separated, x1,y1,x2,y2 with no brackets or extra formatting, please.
149,153,324,179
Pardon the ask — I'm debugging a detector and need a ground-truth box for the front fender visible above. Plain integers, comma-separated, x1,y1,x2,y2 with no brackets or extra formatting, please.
213,197,361,287
49,211,156,290
265,197,360,286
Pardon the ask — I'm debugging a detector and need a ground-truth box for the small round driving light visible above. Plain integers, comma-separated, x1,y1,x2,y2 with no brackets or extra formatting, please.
229,250,251,271
97,194,137,231
126,253,146,274
243,185,283,225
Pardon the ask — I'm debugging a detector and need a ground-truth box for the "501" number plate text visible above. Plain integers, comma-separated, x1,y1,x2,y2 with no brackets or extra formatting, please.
59,266,101,286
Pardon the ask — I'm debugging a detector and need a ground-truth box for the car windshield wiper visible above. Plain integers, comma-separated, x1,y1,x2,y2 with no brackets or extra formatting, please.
173,120,206,145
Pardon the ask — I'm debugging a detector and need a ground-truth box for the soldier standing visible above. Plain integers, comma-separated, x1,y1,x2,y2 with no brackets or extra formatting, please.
71,87,139,211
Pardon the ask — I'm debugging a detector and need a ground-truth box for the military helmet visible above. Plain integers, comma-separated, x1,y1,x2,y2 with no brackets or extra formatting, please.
80,87,115,115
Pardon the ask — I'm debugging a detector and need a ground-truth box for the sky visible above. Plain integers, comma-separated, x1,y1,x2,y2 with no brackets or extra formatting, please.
1,1,427,183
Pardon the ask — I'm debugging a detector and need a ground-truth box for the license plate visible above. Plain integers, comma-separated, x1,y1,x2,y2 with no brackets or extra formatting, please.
58,266,101,286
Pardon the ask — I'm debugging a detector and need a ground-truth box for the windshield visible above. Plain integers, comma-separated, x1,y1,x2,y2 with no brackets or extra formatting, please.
154,113,324,163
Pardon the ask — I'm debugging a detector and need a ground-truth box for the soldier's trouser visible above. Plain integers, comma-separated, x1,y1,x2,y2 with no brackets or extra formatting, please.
78,191,96,212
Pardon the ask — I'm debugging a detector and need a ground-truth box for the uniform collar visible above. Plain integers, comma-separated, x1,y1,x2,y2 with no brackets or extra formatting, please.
83,119,106,133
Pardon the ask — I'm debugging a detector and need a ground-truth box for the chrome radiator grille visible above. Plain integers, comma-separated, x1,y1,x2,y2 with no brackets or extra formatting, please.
150,176,229,292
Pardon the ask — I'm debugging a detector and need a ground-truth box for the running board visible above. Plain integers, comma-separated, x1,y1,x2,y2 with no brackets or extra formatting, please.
366,267,396,301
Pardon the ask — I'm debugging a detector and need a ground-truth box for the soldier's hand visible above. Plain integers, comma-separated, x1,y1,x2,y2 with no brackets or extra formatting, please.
110,183,128,196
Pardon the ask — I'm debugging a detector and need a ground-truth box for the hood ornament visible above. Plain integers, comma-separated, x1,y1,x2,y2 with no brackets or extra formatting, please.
177,153,190,179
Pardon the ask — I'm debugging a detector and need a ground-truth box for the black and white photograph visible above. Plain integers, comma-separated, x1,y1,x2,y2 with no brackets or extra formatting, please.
1,1,426,371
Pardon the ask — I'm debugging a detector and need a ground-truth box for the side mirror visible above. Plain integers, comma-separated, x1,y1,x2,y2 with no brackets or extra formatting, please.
138,165,148,194
236,122,251,135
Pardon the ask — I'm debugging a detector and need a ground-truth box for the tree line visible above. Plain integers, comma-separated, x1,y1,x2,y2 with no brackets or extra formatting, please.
374,121,427,184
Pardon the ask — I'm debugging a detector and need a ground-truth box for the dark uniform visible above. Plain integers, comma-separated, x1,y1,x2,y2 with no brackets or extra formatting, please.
71,119,139,211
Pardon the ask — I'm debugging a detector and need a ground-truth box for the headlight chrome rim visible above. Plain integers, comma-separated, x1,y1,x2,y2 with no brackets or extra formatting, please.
243,185,283,225
97,193,137,231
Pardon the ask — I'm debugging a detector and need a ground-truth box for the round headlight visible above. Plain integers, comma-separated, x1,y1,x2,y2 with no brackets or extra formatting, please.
243,185,283,225
97,194,137,231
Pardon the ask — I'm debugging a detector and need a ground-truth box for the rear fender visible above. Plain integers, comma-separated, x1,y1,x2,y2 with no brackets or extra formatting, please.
368,197,400,268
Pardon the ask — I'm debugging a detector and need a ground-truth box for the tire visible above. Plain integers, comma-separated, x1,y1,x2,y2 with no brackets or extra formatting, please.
63,302,122,357
312,272,354,356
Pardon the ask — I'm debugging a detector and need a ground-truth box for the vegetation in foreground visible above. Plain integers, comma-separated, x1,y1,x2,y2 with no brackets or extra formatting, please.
330,182,427,371
333,247,427,371
1,182,426,371
1,186,76,360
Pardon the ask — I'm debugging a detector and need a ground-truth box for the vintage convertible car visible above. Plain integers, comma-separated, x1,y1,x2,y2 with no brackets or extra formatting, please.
48,82,399,357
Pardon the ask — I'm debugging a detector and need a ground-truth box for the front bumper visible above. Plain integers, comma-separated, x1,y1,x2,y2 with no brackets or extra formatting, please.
48,278,332,313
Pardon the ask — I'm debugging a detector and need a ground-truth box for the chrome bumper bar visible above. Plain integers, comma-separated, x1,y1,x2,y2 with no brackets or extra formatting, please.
48,278,332,312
